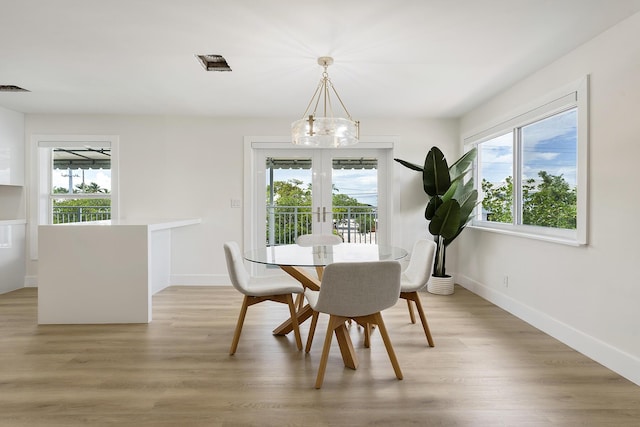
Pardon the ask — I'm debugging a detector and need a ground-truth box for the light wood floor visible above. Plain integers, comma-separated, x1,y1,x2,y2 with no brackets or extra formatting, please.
1,286,639,426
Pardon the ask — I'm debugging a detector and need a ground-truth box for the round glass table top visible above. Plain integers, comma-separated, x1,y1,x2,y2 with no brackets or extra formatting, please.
243,243,407,268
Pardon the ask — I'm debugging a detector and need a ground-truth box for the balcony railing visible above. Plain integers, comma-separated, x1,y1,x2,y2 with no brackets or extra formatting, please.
51,205,376,244
266,205,377,245
52,206,112,224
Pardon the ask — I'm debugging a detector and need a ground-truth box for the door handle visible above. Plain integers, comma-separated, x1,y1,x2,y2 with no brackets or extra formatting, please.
322,207,327,222
316,207,321,222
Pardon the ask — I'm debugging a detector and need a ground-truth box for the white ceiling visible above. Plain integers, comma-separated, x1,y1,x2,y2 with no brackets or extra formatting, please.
1,0,639,119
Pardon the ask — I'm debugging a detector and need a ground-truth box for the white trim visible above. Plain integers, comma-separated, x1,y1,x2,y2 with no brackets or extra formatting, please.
29,134,119,260
24,275,38,287
244,136,399,255
462,77,588,145
464,76,588,246
456,273,640,387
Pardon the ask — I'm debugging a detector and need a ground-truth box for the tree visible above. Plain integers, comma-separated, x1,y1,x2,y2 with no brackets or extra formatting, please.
266,179,312,243
482,171,576,229
52,198,111,224
53,186,69,194
266,179,377,244
481,176,513,223
522,171,576,229
74,182,109,194
331,191,376,233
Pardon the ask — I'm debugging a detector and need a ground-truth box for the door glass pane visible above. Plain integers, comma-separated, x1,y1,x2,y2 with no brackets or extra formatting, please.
332,157,377,243
479,133,514,223
521,108,577,229
265,157,313,245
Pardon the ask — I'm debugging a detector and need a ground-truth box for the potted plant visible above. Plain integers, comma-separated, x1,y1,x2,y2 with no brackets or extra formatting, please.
395,146,477,294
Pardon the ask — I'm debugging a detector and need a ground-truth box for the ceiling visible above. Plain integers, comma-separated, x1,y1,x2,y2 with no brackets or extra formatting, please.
1,0,640,119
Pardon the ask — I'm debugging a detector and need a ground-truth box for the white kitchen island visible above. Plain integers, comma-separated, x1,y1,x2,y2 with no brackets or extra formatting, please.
38,218,201,324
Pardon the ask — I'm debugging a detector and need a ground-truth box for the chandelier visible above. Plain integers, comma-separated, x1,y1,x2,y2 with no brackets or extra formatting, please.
291,57,359,147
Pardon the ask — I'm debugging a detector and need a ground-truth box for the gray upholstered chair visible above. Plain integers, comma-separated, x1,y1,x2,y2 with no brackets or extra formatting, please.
400,239,437,346
295,233,343,246
223,241,304,355
304,261,403,389
293,233,343,309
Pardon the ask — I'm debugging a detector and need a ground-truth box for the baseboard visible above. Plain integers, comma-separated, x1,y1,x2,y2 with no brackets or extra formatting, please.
455,273,640,387
24,276,38,287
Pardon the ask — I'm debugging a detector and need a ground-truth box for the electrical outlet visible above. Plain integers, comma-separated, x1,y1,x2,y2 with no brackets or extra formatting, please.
503,275,509,287
231,199,241,208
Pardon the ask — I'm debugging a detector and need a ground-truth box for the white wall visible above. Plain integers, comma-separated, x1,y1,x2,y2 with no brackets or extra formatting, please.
24,115,458,284
458,12,640,385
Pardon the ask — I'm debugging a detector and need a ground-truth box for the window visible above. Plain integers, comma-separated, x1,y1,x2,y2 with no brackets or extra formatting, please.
465,77,588,245
49,147,112,224
30,135,119,259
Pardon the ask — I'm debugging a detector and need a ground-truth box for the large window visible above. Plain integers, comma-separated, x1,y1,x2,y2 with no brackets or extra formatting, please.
466,78,588,245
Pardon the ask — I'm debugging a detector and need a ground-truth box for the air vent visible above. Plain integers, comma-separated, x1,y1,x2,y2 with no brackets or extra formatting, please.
0,85,30,92
196,54,232,72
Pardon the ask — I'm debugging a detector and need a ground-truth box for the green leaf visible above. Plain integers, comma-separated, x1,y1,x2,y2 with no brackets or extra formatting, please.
449,148,477,182
425,196,443,220
393,158,423,172
457,189,478,224
443,189,478,246
428,199,460,239
441,180,459,203
423,146,450,196
454,177,475,201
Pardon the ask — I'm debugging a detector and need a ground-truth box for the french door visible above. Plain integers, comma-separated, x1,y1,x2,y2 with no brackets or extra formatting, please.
249,142,393,250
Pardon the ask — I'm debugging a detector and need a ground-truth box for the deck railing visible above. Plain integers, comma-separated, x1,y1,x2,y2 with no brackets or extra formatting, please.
51,205,377,244
52,206,112,224
266,205,377,245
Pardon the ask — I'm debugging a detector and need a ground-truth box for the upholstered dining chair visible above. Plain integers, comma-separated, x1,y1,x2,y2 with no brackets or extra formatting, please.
296,233,343,246
304,261,403,389
293,233,343,310
400,239,437,347
223,241,304,355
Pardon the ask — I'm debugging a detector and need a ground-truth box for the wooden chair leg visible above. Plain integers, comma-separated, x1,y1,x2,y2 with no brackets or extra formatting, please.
412,292,435,347
229,296,250,355
285,294,303,351
373,312,403,380
364,323,371,348
406,298,416,324
315,315,338,389
295,293,304,311
305,310,319,353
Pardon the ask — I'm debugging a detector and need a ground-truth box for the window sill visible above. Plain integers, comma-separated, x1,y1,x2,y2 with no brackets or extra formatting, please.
467,224,586,247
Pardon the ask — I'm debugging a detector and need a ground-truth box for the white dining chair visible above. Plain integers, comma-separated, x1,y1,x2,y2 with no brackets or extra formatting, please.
400,239,437,346
223,241,304,355
304,260,403,389
293,233,343,309
296,233,343,246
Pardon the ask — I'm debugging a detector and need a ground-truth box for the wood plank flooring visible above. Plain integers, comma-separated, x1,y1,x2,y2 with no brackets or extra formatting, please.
1,285,639,426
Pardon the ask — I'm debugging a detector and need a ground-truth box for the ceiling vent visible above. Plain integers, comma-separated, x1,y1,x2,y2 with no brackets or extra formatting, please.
0,85,30,92
196,54,232,72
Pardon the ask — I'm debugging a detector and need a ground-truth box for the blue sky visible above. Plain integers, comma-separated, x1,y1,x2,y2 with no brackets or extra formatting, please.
480,108,577,186
53,168,111,192
273,167,378,206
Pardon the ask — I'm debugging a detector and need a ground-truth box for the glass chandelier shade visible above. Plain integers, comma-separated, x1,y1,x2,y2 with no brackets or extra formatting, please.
291,57,359,148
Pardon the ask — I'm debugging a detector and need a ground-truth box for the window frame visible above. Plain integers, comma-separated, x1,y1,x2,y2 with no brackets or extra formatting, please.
29,135,119,260
463,77,588,246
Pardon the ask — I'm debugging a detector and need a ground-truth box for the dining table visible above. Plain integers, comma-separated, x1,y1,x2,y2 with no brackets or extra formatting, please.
243,243,408,368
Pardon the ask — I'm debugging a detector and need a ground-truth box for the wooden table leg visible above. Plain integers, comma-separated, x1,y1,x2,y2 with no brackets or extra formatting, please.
272,265,321,336
278,265,321,291
273,304,314,335
334,323,358,370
